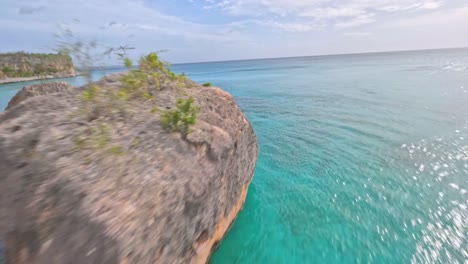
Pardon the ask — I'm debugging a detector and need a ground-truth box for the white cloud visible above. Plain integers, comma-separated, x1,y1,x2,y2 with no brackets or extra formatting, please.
418,1,443,9
343,32,371,36
299,7,366,19
205,0,446,31
209,0,445,15
336,14,376,28
263,21,323,32
379,5,468,28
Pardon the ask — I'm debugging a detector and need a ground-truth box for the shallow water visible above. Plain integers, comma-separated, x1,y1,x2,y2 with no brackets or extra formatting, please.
1,49,467,263
0,68,123,110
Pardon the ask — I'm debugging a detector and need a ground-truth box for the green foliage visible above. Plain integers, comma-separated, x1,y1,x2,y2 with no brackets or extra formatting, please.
74,124,128,157
119,69,151,100
90,124,110,149
178,73,187,81
20,71,33,77
150,72,161,90
161,97,198,136
142,92,153,99
120,70,146,91
74,135,87,149
124,57,133,69
141,52,165,71
150,107,160,113
0,51,73,77
117,89,130,101
74,123,110,150
132,138,141,146
2,67,14,75
202,82,212,87
113,45,136,70
0,67,34,77
108,146,125,156
115,52,182,100
0,51,72,60
33,64,46,75
82,85,100,101
46,67,59,73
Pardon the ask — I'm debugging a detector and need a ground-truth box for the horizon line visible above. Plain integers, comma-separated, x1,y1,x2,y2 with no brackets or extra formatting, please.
172,46,468,66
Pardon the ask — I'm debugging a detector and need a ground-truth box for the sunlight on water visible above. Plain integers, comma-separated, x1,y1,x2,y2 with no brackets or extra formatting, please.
399,127,468,263
1,49,467,263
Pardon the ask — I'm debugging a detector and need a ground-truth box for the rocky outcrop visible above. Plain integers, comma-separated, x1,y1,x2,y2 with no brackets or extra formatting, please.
0,52,75,78
0,73,258,263
6,82,75,110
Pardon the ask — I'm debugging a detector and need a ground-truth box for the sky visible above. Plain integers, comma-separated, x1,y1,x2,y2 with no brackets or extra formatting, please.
1,0,468,63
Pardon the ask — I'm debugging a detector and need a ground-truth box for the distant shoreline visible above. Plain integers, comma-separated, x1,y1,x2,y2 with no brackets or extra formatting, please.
0,74,78,85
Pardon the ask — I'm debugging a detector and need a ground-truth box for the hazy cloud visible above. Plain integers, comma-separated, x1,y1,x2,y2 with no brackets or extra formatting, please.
336,14,376,28
343,32,371,36
204,0,446,31
18,5,45,15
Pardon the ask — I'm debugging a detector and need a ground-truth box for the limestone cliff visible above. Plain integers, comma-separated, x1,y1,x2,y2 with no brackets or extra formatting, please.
0,71,258,263
0,52,75,78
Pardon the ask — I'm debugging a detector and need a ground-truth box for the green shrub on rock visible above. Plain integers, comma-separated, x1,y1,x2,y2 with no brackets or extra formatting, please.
108,146,125,156
82,85,100,101
161,97,198,136
119,70,149,100
2,67,14,75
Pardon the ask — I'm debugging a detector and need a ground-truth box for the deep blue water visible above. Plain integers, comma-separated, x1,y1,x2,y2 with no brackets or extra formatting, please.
1,49,467,263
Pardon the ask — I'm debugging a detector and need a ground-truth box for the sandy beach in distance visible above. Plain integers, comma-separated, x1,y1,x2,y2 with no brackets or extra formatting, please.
0,73,79,85
0,75,66,85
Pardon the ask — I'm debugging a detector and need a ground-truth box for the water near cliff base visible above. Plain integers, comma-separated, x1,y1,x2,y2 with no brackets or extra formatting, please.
1,48,467,263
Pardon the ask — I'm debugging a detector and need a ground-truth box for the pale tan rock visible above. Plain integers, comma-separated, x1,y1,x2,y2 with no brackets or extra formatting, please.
0,72,258,263
6,82,74,110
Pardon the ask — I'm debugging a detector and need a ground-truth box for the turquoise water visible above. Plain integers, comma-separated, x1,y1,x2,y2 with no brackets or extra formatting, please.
1,49,467,263
0,68,127,110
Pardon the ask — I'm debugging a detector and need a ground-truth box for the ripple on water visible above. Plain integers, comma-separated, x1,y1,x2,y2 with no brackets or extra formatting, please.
398,128,468,263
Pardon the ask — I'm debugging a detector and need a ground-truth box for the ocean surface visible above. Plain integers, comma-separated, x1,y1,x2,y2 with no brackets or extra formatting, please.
1,48,467,263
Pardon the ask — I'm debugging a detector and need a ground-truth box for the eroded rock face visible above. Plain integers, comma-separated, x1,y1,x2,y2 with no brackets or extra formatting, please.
0,74,258,263
0,53,75,77
6,81,75,110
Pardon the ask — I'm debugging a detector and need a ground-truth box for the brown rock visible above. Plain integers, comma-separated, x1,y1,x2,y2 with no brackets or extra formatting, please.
0,73,258,263
5,82,74,110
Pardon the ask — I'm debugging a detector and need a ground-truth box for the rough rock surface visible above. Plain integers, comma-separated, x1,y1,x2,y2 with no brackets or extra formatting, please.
0,52,75,78
0,74,258,263
6,82,75,110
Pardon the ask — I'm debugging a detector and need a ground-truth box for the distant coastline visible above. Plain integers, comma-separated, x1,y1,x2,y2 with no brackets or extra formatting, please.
0,73,77,85
0,52,76,85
